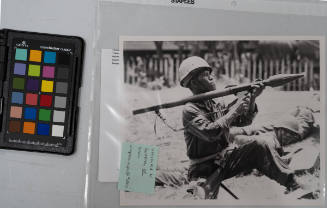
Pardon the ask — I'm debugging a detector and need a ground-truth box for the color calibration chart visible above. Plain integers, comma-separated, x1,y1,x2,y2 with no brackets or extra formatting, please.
8,46,71,140
0,30,83,154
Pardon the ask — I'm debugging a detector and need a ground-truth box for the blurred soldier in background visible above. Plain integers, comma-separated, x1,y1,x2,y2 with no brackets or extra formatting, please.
230,106,316,153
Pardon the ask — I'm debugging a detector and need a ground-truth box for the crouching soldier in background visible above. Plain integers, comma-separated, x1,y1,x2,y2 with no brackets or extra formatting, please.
179,56,303,199
230,106,316,154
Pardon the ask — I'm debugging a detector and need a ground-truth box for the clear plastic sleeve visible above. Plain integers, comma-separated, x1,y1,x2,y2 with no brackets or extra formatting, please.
89,0,327,207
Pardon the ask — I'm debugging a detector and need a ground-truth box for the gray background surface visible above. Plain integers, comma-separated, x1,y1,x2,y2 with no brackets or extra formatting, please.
0,0,326,207
0,0,95,207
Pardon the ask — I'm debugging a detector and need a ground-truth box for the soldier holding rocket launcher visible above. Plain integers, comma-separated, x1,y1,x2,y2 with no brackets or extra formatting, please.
178,56,304,198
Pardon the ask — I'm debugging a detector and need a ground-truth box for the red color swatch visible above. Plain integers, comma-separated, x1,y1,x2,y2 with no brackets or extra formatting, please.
25,93,38,105
40,94,52,107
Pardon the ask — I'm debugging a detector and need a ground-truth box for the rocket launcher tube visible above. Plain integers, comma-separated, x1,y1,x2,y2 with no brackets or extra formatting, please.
132,74,304,115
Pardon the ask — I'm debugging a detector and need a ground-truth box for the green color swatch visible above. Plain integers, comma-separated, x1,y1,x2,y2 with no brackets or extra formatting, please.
15,48,27,61
39,109,51,121
13,77,25,90
28,64,41,77
118,142,158,194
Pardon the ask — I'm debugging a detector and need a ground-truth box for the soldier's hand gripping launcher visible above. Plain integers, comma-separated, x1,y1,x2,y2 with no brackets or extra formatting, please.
132,74,304,115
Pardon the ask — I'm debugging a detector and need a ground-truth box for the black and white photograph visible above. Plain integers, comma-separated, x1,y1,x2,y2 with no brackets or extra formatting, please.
117,37,324,206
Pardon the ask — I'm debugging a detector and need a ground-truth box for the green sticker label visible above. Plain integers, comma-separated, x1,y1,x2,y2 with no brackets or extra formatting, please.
118,142,158,194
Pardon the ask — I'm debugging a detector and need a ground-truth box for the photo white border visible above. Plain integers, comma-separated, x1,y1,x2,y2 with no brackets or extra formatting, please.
118,36,326,206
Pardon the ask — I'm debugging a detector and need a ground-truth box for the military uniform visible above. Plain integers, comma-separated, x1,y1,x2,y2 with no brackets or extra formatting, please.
234,106,315,147
183,98,294,187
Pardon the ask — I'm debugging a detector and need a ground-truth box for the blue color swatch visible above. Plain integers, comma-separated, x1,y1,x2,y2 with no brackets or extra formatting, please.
43,51,56,64
15,48,27,61
24,107,37,120
37,123,50,135
14,63,26,75
12,92,24,104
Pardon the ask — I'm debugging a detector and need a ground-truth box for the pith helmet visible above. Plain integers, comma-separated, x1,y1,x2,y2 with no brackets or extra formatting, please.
273,117,300,135
179,56,211,87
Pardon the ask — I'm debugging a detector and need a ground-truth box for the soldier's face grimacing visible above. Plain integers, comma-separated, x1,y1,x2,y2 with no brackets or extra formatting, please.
194,69,216,93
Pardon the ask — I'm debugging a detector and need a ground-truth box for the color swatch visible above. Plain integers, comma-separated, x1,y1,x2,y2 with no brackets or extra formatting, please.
8,47,70,138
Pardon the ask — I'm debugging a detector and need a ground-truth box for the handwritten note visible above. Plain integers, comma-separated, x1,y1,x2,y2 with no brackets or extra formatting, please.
118,142,158,194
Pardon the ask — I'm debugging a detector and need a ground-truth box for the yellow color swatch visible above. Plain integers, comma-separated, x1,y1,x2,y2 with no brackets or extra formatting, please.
29,50,42,62
41,80,54,92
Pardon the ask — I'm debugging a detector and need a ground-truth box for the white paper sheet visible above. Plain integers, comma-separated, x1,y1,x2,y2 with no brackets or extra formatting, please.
98,49,122,182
